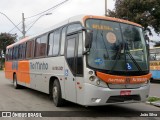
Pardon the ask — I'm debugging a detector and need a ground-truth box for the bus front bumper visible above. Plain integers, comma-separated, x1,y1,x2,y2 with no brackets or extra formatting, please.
83,83,150,106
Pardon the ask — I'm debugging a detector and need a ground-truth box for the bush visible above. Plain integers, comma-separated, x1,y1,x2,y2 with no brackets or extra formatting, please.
147,97,160,102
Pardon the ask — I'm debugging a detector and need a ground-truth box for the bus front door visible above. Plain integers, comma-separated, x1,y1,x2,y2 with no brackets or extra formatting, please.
64,34,78,103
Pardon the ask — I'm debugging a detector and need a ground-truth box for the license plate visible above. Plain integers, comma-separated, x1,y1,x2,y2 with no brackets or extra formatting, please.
120,90,131,96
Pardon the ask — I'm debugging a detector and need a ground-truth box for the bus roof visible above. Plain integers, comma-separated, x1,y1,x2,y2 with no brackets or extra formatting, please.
7,14,142,49
83,15,142,27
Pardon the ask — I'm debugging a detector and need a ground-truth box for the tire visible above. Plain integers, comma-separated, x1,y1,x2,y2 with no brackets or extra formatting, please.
52,80,64,107
13,74,20,89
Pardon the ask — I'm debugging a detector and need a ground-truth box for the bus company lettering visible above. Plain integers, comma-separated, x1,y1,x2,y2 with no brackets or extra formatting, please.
30,62,48,70
132,77,147,82
107,77,147,84
108,78,125,84
52,66,63,70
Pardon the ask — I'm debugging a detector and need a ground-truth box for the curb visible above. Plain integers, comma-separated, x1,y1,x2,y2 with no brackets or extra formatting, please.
147,96,160,107
146,101,160,107
150,101,160,107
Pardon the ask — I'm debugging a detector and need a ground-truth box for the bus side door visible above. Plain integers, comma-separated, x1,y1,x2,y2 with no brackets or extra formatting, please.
64,34,78,103
64,32,84,104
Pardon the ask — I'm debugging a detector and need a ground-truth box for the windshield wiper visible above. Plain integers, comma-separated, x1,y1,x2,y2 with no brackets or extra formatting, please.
109,42,142,73
125,43,142,71
109,43,123,73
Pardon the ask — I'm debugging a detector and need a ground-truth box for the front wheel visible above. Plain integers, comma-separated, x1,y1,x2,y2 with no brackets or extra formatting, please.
52,80,64,107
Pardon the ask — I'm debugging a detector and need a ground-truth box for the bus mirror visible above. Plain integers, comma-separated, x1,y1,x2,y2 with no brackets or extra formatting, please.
146,44,150,58
145,35,149,44
146,44,149,51
85,31,93,48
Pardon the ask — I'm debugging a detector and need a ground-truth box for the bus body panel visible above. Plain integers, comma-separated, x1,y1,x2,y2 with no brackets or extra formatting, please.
5,61,13,80
29,56,65,94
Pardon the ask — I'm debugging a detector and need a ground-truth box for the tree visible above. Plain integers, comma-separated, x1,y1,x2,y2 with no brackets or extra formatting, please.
0,33,16,69
108,0,160,35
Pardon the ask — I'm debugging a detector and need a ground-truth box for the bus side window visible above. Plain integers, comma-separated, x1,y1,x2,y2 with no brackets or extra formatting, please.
66,38,76,74
9,48,13,60
53,29,61,56
26,40,34,59
22,43,26,59
35,38,41,57
18,45,22,59
12,47,15,60
60,27,67,55
76,32,83,76
35,35,47,57
48,29,61,56
16,46,19,60
48,33,54,56
40,35,47,56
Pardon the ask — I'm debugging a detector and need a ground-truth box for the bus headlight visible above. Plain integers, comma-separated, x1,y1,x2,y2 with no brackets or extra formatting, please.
88,71,94,75
141,80,149,87
88,75,108,88
89,76,96,81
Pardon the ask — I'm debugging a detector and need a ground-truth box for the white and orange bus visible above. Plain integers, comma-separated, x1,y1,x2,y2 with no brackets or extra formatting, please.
5,15,151,107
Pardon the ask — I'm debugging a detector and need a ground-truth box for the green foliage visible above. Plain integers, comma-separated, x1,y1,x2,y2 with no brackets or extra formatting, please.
148,96,160,102
0,33,16,55
108,0,160,35
0,33,16,69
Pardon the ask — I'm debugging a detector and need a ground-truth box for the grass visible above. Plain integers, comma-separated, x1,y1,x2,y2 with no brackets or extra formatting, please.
147,96,160,102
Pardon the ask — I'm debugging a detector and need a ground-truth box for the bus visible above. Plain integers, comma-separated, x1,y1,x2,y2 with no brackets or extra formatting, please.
5,15,151,107
150,46,160,81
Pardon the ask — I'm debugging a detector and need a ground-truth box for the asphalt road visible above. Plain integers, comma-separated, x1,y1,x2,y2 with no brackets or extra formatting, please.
0,71,159,120
150,82,160,97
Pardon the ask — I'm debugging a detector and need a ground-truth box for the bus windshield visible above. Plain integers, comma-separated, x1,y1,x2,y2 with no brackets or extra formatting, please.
86,19,149,75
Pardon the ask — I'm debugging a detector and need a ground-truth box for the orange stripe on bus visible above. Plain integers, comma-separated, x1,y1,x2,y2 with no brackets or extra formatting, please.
5,62,13,80
5,61,30,84
83,15,142,27
18,61,30,84
96,71,152,84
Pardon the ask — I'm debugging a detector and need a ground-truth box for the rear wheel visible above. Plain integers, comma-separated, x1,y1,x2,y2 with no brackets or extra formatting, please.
13,74,20,89
52,80,64,107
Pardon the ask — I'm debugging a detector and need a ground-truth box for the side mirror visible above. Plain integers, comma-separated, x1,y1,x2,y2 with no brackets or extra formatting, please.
146,44,150,59
85,31,93,48
145,35,149,44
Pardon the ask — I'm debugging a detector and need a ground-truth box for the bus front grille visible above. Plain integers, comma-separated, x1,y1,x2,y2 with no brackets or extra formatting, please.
107,84,141,89
107,95,141,103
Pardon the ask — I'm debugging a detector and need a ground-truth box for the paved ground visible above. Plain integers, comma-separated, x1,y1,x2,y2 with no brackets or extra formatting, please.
149,83,160,97
0,71,159,120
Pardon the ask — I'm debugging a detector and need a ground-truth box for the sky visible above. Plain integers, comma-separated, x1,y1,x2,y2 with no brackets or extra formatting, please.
0,0,159,45
0,0,115,39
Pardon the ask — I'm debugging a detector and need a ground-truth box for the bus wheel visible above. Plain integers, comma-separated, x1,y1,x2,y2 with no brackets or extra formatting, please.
13,74,20,89
52,80,63,107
